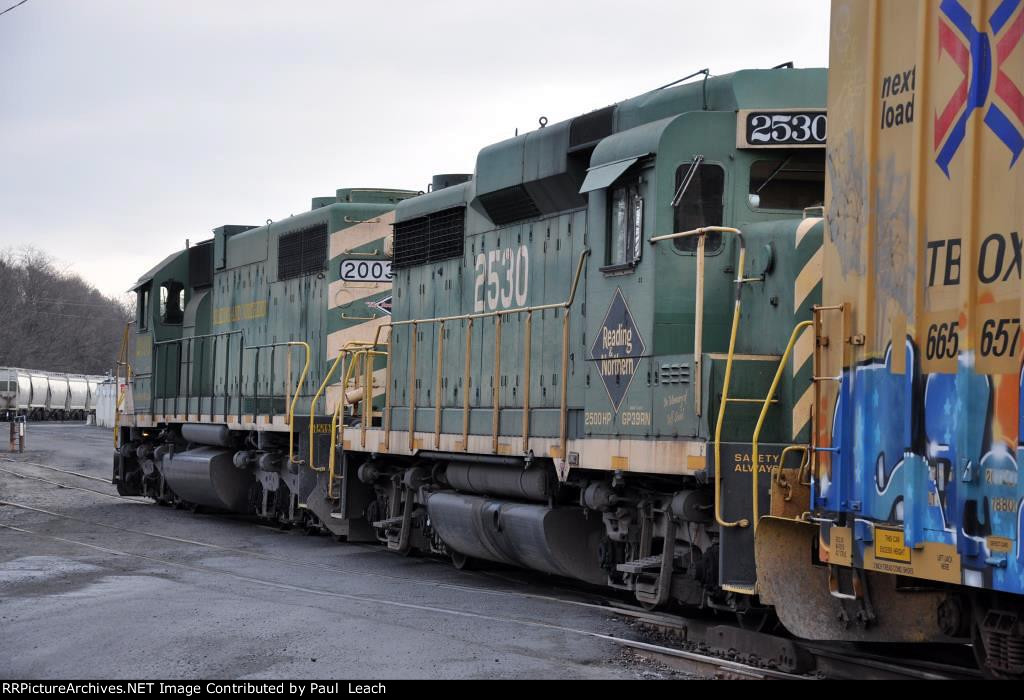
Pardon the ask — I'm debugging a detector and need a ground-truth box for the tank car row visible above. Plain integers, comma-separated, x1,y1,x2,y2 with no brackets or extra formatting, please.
109,0,1024,679
0,367,106,421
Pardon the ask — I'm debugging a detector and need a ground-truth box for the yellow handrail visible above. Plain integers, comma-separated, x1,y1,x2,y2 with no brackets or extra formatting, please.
327,349,386,499
285,341,311,465
382,249,588,460
308,353,347,473
327,349,366,495
308,340,377,472
383,328,394,451
751,320,813,532
317,248,588,467
652,227,749,529
113,321,134,449
461,318,473,452
434,321,445,449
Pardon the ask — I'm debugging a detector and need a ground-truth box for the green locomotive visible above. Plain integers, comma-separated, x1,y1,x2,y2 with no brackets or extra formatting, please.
115,67,827,618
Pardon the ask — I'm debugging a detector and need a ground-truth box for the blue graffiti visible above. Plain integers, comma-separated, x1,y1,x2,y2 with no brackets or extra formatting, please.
822,341,1024,593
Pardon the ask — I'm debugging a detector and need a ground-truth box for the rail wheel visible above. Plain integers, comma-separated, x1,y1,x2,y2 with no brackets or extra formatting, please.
450,550,474,571
735,600,779,633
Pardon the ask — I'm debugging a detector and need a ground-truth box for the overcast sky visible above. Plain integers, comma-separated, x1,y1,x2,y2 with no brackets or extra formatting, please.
0,0,830,300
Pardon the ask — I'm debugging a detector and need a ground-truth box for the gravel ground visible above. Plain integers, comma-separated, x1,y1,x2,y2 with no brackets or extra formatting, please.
0,423,682,680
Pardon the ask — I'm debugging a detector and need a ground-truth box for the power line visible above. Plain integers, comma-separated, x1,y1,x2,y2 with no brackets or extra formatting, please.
0,0,29,18
14,309,129,323
24,298,130,309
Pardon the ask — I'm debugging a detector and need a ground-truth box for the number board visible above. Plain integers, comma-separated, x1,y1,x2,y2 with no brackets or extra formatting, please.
339,259,392,282
737,109,827,149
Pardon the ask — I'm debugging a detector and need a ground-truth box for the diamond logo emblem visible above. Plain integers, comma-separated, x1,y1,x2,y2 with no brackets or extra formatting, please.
590,288,646,412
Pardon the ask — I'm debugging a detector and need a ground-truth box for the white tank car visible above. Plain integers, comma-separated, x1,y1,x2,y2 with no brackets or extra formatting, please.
0,368,15,419
86,377,100,413
67,375,89,420
2,368,112,421
28,372,50,419
13,369,32,416
48,374,71,420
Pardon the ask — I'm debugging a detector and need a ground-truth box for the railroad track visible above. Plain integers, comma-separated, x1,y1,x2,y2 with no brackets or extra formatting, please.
0,515,799,680
0,464,149,503
0,455,985,680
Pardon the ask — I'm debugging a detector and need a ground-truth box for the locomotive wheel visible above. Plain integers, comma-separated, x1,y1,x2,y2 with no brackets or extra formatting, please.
736,605,779,633
450,550,474,570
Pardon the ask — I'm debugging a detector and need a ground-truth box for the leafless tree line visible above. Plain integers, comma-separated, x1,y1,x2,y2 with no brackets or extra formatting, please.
0,249,132,375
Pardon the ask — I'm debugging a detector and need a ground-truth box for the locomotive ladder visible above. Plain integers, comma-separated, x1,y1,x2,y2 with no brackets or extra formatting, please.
749,303,847,531
307,329,389,499
113,321,135,450
649,226,772,531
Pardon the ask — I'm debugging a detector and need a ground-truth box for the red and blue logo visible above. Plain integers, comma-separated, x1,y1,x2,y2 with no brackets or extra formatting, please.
936,0,1024,175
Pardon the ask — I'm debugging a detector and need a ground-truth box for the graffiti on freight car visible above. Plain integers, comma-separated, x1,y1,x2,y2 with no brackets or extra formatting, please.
822,338,1024,593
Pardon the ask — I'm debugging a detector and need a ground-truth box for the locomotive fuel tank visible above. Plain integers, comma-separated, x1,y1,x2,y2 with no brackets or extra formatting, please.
443,462,549,503
181,423,234,448
159,446,250,512
425,491,606,585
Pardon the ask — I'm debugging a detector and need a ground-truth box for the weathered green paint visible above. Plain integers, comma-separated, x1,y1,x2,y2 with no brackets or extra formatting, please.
130,188,416,423
387,68,827,461
127,67,826,475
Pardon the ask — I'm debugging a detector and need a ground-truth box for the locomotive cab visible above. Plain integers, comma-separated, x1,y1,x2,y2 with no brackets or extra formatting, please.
570,86,829,599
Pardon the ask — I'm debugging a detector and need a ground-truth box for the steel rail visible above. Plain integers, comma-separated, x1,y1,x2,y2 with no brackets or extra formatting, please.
0,520,806,680
0,466,147,502
0,458,982,680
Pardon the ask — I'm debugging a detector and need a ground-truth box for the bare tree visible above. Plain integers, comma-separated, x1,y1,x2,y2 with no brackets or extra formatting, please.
0,248,131,374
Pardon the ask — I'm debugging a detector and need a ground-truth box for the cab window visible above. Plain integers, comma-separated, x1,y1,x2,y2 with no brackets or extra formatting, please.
607,180,643,268
673,162,724,253
137,284,151,331
748,151,825,211
160,281,185,324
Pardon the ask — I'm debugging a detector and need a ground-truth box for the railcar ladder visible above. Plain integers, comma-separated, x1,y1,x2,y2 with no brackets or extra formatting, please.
743,303,848,531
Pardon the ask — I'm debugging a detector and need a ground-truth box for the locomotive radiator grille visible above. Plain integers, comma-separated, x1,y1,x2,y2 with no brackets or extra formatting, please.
392,206,465,269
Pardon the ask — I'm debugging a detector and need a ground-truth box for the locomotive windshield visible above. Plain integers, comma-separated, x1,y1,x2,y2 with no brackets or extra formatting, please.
673,162,724,253
748,150,824,211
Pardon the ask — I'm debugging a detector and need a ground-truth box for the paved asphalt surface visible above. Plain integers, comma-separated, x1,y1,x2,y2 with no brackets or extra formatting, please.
0,423,682,679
